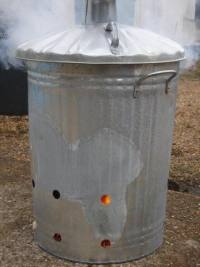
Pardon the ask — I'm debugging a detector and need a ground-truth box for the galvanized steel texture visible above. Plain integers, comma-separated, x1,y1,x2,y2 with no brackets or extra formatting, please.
28,61,180,263
16,25,184,64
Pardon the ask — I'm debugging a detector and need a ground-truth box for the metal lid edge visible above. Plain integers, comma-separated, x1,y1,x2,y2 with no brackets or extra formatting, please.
16,50,185,65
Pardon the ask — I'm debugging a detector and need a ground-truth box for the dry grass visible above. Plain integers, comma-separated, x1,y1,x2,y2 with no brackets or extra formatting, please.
170,64,200,191
183,61,200,81
0,116,29,163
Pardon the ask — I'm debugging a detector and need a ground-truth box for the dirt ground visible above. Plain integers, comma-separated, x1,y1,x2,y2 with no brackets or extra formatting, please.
170,74,200,194
0,69,199,266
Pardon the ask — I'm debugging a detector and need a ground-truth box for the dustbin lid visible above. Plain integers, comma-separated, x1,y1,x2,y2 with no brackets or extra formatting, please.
16,24,184,64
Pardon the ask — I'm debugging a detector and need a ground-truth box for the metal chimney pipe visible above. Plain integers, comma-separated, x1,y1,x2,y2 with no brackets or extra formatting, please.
85,0,117,24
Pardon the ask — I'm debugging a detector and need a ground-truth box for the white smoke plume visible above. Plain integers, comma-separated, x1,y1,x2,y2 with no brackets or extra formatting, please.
134,0,200,67
0,0,74,69
0,0,199,69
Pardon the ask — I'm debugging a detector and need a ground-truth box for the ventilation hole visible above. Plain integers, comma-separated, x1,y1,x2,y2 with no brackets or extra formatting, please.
32,180,35,188
53,190,61,199
101,239,111,248
53,233,62,242
101,195,112,205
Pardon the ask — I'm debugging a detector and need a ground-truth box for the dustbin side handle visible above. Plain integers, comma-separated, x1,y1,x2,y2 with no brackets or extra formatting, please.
133,70,177,98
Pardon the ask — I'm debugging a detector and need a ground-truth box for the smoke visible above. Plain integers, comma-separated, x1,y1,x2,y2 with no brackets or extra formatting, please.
134,0,200,67
0,0,199,69
0,0,74,69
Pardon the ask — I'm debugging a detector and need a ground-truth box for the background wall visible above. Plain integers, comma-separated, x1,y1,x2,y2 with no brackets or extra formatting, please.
134,0,199,45
75,0,135,25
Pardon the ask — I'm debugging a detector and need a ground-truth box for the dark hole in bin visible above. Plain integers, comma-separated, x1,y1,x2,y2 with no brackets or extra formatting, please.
53,190,61,199
32,180,35,188
53,233,62,242
101,239,111,248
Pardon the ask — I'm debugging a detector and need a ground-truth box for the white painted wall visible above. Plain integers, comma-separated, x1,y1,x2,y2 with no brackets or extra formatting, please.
74,0,199,45
134,0,198,45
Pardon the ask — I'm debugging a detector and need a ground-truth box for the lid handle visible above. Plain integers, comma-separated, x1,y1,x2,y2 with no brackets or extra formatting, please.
105,22,120,54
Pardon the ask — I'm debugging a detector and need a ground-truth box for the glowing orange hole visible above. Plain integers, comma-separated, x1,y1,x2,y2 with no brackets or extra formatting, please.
101,239,111,248
101,195,112,205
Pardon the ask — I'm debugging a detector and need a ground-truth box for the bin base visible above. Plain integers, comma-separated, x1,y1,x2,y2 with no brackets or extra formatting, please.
35,229,163,264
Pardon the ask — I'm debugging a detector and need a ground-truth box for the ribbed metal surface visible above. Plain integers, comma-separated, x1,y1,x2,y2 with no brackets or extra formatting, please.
17,24,184,64
28,61,179,263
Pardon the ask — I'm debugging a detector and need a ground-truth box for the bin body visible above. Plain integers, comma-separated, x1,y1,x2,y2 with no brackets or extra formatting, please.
28,61,179,263
17,1,184,263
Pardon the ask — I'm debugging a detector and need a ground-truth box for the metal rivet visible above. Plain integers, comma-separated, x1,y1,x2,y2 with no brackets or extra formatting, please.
53,190,61,199
101,239,111,248
53,233,62,242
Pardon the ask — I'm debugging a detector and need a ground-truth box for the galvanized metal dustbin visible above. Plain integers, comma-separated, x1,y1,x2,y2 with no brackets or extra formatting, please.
17,0,184,264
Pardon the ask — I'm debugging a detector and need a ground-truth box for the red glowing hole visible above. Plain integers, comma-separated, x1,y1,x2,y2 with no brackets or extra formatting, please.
53,233,62,242
101,239,111,248
101,195,112,206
